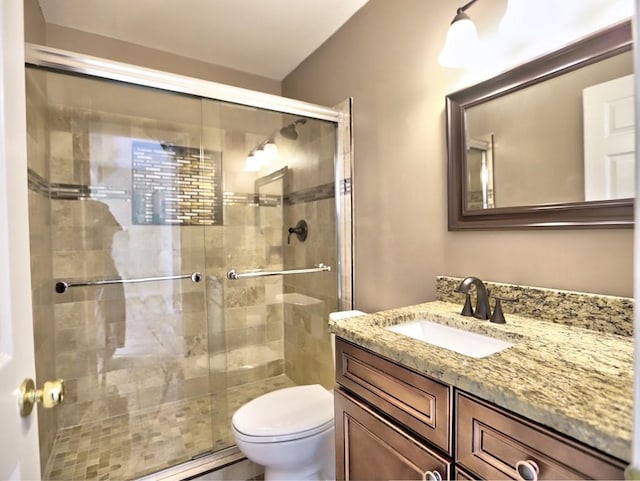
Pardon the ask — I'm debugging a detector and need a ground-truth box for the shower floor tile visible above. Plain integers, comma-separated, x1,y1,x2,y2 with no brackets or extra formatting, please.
44,374,295,481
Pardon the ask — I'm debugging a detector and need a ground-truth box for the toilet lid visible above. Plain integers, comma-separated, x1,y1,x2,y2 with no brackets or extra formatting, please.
232,384,333,440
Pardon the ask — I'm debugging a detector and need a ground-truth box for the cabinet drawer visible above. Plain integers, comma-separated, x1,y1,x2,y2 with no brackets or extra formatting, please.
335,388,451,481
336,338,451,454
456,392,626,480
454,467,479,480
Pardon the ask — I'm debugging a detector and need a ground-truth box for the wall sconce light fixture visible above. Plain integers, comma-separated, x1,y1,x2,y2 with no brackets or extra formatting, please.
438,0,480,68
244,137,279,172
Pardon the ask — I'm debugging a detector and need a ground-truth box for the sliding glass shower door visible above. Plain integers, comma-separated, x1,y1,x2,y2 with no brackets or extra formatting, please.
26,64,342,480
27,66,219,479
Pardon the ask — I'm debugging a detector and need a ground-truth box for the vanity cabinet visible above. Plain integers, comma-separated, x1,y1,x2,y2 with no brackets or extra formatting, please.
334,338,626,481
335,388,451,480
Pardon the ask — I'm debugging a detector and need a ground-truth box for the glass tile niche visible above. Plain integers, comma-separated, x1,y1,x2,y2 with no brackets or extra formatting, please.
132,140,223,225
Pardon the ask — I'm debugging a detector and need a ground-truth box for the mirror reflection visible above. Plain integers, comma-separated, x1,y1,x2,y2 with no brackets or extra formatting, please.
465,50,634,211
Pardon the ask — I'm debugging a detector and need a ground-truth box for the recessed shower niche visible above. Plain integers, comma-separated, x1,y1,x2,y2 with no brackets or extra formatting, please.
131,141,223,225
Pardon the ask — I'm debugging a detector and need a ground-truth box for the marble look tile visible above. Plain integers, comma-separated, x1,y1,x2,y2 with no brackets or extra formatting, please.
49,156,75,185
224,285,265,308
50,130,74,159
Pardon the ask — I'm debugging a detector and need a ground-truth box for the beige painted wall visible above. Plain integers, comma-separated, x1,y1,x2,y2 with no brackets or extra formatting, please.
283,0,633,310
24,0,45,44
24,0,280,95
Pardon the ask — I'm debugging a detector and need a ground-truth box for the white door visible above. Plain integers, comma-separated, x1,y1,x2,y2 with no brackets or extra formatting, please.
583,73,635,201
0,0,41,479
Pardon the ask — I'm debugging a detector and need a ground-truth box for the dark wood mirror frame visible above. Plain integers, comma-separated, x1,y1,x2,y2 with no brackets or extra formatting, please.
446,20,633,230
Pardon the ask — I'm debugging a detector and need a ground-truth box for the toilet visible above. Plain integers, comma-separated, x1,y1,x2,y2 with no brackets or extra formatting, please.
231,310,366,481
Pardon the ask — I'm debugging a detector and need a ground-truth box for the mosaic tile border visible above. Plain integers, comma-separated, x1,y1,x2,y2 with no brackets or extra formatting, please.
28,168,350,207
223,192,281,207
285,182,334,205
436,275,633,336
131,141,223,226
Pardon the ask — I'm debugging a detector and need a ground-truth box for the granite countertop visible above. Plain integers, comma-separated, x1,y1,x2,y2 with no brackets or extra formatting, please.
329,301,633,462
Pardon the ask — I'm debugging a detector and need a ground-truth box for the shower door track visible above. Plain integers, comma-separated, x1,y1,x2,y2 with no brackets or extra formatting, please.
136,446,244,481
24,44,340,122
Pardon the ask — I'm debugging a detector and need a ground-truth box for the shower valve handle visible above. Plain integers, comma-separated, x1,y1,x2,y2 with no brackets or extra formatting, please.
287,220,308,244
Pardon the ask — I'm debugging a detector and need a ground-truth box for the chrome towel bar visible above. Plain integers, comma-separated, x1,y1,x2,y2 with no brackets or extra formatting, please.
226,263,331,280
55,272,202,294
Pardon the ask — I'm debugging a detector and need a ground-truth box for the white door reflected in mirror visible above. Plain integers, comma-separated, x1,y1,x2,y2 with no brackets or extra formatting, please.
583,74,635,201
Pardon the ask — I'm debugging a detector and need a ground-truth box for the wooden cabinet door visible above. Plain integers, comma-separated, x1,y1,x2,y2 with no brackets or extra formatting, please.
456,392,626,480
335,388,451,481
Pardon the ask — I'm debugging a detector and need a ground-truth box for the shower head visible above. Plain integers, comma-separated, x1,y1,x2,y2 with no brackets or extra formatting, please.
279,119,307,140
279,124,298,140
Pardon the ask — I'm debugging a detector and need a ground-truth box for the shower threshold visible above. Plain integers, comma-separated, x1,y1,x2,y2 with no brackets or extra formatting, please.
136,445,245,481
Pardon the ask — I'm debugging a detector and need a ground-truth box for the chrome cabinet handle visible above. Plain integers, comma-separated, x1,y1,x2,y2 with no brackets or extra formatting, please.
515,459,539,481
423,470,442,481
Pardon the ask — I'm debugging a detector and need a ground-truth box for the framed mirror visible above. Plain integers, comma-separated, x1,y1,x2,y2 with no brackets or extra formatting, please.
446,20,633,230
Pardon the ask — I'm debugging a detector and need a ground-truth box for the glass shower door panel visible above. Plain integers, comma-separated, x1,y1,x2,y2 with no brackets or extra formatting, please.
204,99,339,438
30,69,216,480
279,114,339,389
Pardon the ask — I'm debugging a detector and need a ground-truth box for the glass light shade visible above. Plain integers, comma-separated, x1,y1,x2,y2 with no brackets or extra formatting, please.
438,14,480,68
263,141,279,161
254,149,267,165
243,153,261,172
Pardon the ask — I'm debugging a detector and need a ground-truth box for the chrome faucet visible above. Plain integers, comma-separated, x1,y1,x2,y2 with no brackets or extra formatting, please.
455,276,491,320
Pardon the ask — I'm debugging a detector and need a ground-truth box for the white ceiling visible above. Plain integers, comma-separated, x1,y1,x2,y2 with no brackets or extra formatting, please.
37,0,369,80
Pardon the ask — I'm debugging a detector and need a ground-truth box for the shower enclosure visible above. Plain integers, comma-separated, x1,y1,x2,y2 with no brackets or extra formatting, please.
25,45,352,480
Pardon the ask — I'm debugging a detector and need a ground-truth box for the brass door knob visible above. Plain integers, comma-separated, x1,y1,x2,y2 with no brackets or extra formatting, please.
18,378,65,417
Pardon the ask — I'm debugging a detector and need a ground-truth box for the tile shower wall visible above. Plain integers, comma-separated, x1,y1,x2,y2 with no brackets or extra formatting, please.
282,120,339,389
26,69,57,474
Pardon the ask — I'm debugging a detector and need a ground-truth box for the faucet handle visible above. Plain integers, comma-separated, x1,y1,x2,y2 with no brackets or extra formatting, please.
489,295,518,324
455,291,474,316
461,293,474,316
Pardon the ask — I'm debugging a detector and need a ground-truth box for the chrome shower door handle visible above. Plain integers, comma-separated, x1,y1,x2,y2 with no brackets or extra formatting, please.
227,263,330,280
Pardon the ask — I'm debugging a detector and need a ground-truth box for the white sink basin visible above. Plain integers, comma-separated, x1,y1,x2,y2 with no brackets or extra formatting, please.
387,320,513,359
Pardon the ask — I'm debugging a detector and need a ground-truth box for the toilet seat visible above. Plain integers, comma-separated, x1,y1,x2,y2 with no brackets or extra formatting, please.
232,384,334,443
